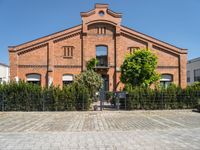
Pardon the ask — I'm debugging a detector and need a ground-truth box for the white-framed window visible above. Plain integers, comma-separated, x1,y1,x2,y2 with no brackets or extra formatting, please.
194,69,200,82
26,74,41,85
62,74,73,86
160,74,173,88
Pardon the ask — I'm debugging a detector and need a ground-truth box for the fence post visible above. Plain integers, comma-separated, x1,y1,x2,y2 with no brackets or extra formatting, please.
82,92,84,111
161,91,163,110
2,93,4,111
42,93,45,111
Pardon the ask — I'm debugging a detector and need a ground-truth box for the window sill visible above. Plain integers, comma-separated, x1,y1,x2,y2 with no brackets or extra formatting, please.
63,56,73,59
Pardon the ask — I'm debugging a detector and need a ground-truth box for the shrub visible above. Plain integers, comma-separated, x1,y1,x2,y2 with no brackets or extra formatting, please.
0,81,91,111
74,70,102,99
126,85,200,110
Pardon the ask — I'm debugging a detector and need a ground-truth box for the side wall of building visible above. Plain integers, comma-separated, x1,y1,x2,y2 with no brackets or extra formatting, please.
187,59,200,85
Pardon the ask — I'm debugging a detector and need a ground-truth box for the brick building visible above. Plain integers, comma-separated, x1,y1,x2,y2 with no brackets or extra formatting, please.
9,4,187,91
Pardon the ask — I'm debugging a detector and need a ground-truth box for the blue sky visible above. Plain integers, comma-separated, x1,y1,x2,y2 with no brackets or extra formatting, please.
0,0,200,65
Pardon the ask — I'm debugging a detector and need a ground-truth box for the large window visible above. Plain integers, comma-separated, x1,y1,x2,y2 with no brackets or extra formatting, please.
63,74,73,86
187,71,190,83
194,69,200,82
160,74,173,88
96,46,108,67
26,74,41,85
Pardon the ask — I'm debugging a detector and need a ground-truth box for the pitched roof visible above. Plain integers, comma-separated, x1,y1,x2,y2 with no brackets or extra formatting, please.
0,63,9,67
187,57,200,64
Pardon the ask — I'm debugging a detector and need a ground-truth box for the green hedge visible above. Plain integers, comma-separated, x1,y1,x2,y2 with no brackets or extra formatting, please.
126,84,200,110
0,81,90,111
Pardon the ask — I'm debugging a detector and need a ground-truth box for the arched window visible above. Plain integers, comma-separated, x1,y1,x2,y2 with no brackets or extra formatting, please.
96,45,108,67
26,74,41,85
160,74,173,88
63,74,73,86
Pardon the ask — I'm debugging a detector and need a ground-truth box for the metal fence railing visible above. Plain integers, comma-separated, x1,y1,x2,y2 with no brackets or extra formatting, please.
103,91,200,110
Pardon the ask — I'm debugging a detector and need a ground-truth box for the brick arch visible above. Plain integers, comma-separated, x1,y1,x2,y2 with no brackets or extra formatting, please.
26,73,41,80
160,73,173,82
87,22,116,34
86,20,117,26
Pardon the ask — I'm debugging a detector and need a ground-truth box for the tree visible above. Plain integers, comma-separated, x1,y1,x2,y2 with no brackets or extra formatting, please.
120,49,160,87
74,70,103,98
86,58,98,70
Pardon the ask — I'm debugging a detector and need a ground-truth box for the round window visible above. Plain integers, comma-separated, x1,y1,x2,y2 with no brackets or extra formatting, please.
99,11,105,16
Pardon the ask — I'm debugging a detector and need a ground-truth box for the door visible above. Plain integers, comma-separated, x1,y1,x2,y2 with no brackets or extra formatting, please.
102,75,109,91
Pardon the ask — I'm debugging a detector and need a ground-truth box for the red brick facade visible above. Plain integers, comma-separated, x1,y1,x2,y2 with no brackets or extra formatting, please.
9,4,187,91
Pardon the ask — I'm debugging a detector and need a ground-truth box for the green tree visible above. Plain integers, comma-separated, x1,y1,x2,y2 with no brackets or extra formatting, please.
74,70,102,99
86,58,98,70
120,49,160,87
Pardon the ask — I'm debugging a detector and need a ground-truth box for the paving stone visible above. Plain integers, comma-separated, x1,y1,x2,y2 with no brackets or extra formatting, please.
0,110,200,149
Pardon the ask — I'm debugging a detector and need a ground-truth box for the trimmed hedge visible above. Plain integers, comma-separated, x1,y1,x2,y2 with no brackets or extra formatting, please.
0,81,90,111
126,84,200,110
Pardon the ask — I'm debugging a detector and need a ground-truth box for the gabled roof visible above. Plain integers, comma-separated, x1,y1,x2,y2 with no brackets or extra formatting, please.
188,57,200,64
121,25,187,54
9,24,82,52
0,63,9,67
8,3,187,55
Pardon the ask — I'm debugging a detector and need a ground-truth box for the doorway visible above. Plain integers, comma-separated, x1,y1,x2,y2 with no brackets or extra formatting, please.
102,75,109,91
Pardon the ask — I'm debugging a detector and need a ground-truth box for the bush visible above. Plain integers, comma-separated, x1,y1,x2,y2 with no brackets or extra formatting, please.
126,85,200,110
74,70,102,100
0,81,91,111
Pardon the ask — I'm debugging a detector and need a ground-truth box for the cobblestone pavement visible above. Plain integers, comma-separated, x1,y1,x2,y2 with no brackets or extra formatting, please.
0,110,200,149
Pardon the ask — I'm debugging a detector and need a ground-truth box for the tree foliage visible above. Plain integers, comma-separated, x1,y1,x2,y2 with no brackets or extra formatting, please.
74,70,103,98
120,49,160,87
86,58,98,70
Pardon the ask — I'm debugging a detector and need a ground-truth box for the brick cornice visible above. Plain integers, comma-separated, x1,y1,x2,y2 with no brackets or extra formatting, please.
157,66,179,69
17,43,48,55
121,25,187,54
18,65,47,68
54,65,82,68
10,25,82,51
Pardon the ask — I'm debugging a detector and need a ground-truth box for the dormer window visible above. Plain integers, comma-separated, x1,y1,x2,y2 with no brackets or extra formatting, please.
63,46,74,58
129,47,139,54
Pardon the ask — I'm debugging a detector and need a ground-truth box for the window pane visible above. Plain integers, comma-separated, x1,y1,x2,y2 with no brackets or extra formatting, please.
63,74,73,86
27,74,40,81
96,46,108,66
160,74,172,82
194,69,200,82
160,74,172,88
26,74,41,85
96,46,107,56
187,71,190,82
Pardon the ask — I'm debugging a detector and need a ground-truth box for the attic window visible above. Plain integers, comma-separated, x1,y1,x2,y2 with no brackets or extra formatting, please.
97,27,106,34
63,46,73,58
99,11,105,16
129,47,139,54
